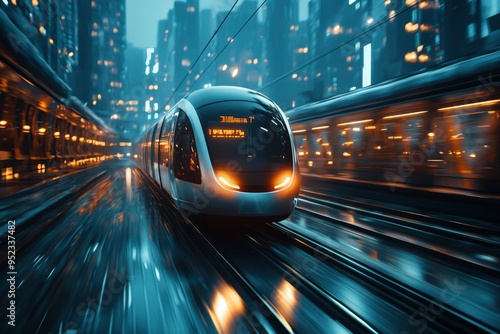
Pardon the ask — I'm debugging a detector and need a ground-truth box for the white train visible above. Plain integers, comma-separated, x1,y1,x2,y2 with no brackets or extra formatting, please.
136,86,301,222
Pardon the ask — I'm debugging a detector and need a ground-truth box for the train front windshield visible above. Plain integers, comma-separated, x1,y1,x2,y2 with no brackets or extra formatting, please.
197,100,293,191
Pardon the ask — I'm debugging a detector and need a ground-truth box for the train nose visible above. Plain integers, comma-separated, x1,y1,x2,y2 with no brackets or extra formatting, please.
216,170,294,192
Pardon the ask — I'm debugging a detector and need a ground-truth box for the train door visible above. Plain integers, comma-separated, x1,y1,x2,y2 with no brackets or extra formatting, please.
152,118,164,183
158,111,176,194
171,108,201,207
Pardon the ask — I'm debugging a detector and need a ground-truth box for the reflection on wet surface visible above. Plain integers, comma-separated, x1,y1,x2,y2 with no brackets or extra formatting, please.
0,163,244,333
279,205,500,332
1,161,498,333
208,283,245,333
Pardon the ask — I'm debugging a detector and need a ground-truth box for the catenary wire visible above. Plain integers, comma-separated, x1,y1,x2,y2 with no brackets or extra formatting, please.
165,0,421,109
257,0,423,92
190,0,268,91
164,0,241,107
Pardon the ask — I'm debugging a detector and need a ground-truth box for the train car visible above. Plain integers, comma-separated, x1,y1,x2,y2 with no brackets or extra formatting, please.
136,86,301,222
0,13,117,178
286,50,500,193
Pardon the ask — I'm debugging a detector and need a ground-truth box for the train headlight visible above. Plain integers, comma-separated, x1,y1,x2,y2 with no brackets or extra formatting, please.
217,173,240,190
274,173,292,190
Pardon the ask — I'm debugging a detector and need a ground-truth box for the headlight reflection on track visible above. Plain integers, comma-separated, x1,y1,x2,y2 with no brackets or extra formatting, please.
208,283,245,333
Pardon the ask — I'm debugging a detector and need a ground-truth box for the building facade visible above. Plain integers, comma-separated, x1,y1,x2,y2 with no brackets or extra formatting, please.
1,0,79,87
76,0,127,136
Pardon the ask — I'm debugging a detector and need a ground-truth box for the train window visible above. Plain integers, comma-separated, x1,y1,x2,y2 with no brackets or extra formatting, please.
308,130,332,168
336,122,372,169
378,114,426,163
152,119,163,180
159,113,175,168
33,109,48,158
196,101,292,173
0,91,13,160
144,129,153,174
294,133,308,161
173,109,201,184
438,108,499,175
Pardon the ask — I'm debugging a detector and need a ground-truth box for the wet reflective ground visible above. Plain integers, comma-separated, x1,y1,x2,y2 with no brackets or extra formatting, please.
1,161,498,333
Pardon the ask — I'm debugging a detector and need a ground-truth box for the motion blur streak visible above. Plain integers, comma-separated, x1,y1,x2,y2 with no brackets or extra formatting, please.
126,167,132,203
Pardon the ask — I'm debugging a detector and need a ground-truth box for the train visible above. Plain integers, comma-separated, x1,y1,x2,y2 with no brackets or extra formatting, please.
136,86,301,223
0,13,117,179
285,49,500,193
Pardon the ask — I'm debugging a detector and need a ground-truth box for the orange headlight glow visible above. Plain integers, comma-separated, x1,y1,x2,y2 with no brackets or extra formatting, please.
218,174,240,190
274,173,292,190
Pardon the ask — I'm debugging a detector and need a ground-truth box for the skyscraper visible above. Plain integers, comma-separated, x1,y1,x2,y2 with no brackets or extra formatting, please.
173,0,200,102
76,0,127,133
0,0,78,87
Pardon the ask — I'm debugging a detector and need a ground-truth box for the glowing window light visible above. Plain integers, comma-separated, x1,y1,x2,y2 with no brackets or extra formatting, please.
337,119,373,126
383,110,427,119
231,68,239,78
438,99,500,112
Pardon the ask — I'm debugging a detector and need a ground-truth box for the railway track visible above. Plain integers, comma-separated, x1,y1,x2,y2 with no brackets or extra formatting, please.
197,182,500,333
297,188,500,278
4,166,497,333
199,216,498,333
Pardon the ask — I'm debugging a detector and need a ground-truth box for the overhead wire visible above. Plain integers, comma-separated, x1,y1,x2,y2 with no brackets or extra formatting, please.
165,0,422,108
190,0,268,91
164,0,241,108
257,1,423,92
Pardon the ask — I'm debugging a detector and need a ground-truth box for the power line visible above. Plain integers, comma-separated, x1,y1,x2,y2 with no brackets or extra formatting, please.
258,1,422,92
191,0,268,91
164,0,241,108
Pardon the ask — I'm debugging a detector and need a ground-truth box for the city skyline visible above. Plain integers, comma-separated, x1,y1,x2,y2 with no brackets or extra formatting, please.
126,0,309,48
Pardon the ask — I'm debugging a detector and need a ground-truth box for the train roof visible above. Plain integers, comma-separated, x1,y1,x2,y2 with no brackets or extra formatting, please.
285,49,500,124
185,86,276,110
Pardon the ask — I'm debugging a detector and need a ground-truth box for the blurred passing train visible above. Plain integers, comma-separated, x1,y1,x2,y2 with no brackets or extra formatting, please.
286,50,500,193
136,86,300,222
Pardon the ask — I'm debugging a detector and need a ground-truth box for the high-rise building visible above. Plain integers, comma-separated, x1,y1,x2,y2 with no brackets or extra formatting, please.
76,0,127,135
197,8,214,89
264,0,299,107
0,0,78,87
156,13,174,111
211,1,264,90
172,0,199,102
307,0,375,99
